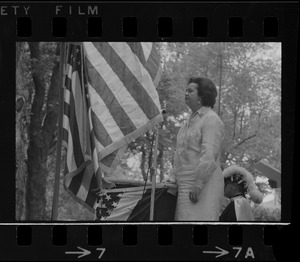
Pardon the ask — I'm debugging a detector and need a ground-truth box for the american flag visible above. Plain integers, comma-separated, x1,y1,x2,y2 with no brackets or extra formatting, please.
95,186,167,221
62,42,163,212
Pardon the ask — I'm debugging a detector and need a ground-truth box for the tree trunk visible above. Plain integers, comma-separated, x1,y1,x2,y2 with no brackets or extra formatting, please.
217,44,223,117
239,107,245,135
140,145,147,182
232,108,237,141
157,144,165,182
26,43,60,220
16,42,29,220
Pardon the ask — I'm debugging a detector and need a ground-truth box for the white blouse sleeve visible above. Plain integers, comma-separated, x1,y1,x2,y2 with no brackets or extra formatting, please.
194,114,224,189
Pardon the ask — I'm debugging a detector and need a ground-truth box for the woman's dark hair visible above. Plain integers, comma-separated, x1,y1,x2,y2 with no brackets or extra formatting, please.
187,77,218,108
224,178,247,195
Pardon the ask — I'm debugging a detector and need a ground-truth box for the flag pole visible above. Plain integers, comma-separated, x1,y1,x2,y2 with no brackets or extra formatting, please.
150,125,159,221
51,42,67,221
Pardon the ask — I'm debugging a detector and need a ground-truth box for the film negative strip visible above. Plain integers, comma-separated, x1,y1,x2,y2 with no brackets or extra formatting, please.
0,1,298,261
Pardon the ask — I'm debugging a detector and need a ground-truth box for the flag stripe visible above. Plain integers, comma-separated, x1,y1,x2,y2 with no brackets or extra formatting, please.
85,57,137,135
90,42,160,120
64,92,85,166
100,150,118,167
88,83,124,143
76,163,93,201
64,83,71,104
64,106,79,177
127,189,152,221
99,146,127,173
141,42,152,61
101,185,164,193
126,42,146,65
62,127,69,146
94,133,104,152
153,63,162,88
91,110,113,147
71,72,87,156
127,188,165,221
107,42,161,118
63,102,70,119
144,44,161,83
126,42,161,87
64,130,76,178
127,42,160,84
68,166,85,196
86,173,98,208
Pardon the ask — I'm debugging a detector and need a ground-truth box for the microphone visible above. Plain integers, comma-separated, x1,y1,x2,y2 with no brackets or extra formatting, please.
161,109,167,130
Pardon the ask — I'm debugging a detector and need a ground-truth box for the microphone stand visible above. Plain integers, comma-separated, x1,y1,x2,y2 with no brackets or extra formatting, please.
149,125,159,221
149,109,166,221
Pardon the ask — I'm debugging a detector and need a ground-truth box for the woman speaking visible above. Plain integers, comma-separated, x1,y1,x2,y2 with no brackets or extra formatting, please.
171,77,225,221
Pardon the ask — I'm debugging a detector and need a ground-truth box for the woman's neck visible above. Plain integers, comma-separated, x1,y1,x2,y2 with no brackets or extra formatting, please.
191,105,202,114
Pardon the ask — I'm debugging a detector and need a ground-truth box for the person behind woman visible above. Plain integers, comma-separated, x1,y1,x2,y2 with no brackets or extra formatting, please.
171,77,225,221
219,165,264,221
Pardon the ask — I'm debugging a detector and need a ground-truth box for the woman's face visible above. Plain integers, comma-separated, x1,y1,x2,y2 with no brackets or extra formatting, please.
185,83,201,112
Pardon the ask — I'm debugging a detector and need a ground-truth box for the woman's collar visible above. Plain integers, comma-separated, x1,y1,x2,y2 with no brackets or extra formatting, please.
189,106,211,121
196,106,211,118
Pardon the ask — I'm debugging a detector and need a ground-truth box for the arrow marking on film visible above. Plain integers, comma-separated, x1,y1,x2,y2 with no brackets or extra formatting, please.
65,246,91,259
203,246,229,258
97,248,106,259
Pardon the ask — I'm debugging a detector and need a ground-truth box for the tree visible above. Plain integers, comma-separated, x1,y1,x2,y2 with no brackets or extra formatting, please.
16,42,31,220
220,43,281,171
25,42,60,220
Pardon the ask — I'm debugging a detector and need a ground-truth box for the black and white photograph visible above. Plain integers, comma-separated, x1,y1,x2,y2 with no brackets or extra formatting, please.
0,1,297,261
15,41,281,222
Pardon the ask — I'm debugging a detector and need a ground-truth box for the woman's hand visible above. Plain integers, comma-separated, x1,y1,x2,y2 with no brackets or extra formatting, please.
189,186,201,203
